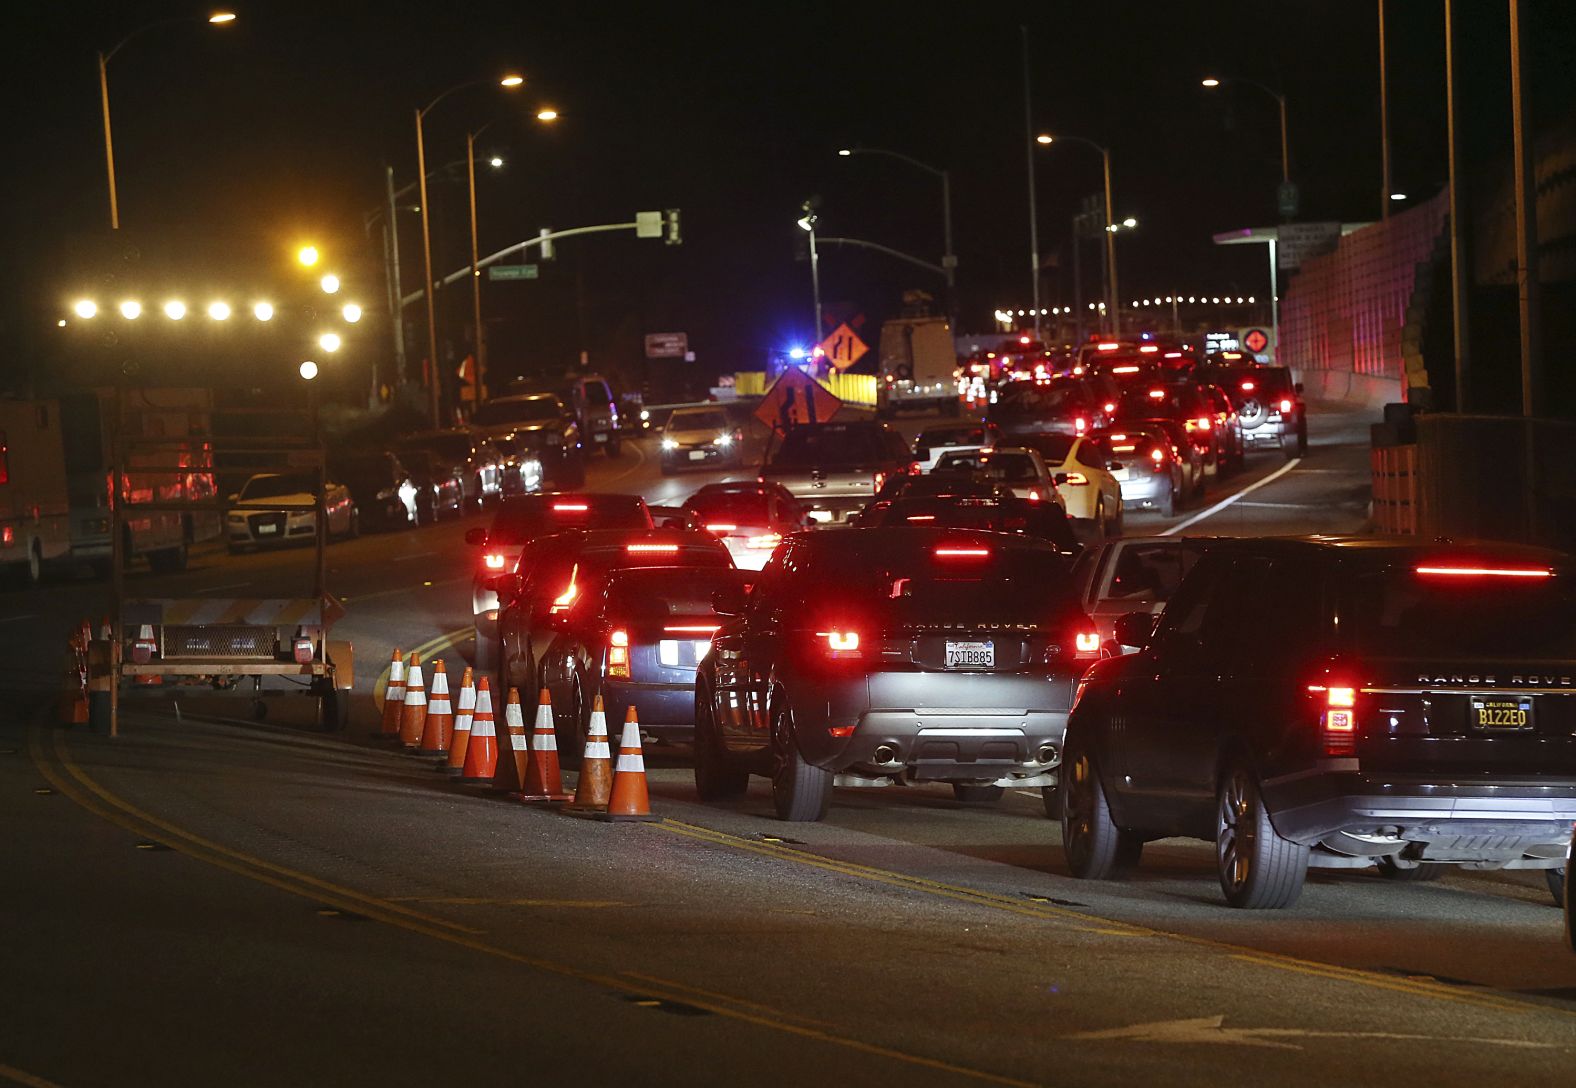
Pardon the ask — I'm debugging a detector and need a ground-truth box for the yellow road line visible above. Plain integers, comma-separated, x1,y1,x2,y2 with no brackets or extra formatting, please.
651,820,1553,1017
386,897,631,908
0,1062,67,1088
372,626,473,708
29,725,1036,1088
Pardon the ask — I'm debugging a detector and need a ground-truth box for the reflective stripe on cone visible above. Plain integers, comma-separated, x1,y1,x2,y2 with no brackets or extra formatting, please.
518,687,571,802
445,667,475,774
564,693,613,814
380,649,405,738
597,708,657,822
458,678,498,783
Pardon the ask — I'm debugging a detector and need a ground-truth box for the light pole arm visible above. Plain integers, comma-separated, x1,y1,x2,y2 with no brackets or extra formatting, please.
844,146,944,179
101,16,200,63
817,236,948,277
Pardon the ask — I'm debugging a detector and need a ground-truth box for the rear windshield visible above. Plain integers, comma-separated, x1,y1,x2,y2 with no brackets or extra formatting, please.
993,383,1086,416
670,410,729,431
1116,387,1205,418
1199,367,1293,397
607,569,750,618
770,425,903,467
1024,435,1078,463
1100,430,1168,458
585,384,612,406
487,495,652,545
916,426,987,449
1345,565,1576,658
876,476,997,502
241,474,315,499
473,397,562,426
684,492,771,524
869,499,1077,551
937,451,1038,483
792,541,1078,627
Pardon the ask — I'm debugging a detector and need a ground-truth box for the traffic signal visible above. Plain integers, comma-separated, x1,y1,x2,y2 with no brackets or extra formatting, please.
664,208,682,246
539,227,555,261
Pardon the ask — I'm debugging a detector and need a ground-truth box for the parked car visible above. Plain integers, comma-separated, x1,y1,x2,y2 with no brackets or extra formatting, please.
693,527,1092,821
471,394,585,488
1061,536,1576,909
660,406,744,474
398,449,465,523
497,528,734,697
392,430,503,510
466,493,654,670
538,565,755,752
225,472,355,552
330,452,417,532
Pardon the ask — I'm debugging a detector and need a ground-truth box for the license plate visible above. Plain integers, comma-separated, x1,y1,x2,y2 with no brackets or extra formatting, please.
688,451,707,461
945,640,994,668
1470,697,1533,730
257,524,278,535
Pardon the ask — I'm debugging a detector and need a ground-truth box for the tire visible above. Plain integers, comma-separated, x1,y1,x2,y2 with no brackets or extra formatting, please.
1061,746,1143,879
769,701,832,822
1093,498,1107,538
1157,485,1175,518
952,783,1004,805
694,688,748,801
1547,865,1566,908
1041,785,1062,820
1374,856,1447,882
1297,423,1309,457
556,671,587,767
317,684,350,732
1281,433,1297,461
25,541,43,586
347,508,360,539
1110,500,1125,538
1216,760,1308,909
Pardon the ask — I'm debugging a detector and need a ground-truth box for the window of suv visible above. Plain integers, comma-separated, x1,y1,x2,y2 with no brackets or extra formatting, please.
770,425,903,467
487,495,652,545
1344,561,1576,657
473,397,565,427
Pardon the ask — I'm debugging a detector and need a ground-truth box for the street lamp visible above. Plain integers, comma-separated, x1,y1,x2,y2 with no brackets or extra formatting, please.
299,360,318,381
415,72,524,426
320,274,341,294
836,146,956,326
797,203,821,344
1038,134,1121,335
1201,76,1291,187
297,245,319,267
97,12,236,229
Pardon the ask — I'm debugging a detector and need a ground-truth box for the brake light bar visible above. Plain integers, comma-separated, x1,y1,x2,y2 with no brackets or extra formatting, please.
1241,380,1256,391
483,552,507,570
934,546,991,558
1097,342,1120,351
705,523,736,534
1163,351,1183,359
1414,565,1553,578
1112,365,1140,374
1139,344,1159,354
905,514,936,522
552,502,589,512
1310,684,1358,755
746,532,783,549
626,543,680,554
665,624,719,634
1148,388,1166,399
1061,473,1089,486
1112,444,1137,453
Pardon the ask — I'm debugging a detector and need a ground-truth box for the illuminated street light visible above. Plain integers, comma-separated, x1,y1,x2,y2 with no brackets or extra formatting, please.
299,360,318,380
163,300,187,320
837,148,852,156
319,332,342,353
207,301,231,320
341,303,362,323
57,319,67,328
297,245,320,267
1200,77,1221,88
1122,216,1138,228
488,156,504,168
253,301,274,321
535,108,559,122
73,299,98,319
499,75,524,87
320,273,340,294
1035,134,1053,145
208,12,237,24
119,300,142,319
1390,192,1407,201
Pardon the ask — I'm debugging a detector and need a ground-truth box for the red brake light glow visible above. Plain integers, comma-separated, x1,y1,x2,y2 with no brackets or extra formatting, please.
705,523,736,534
608,628,630,676
1062,473,1089,486
626,543,680,554
1074,416,1087,433
551,565,579,612
1139,344,1159,354
664,624,719,634
1164,351,1183,359
1019,336,1031,345
1075,631,1101,654
1148,388,1166,399
935,546,991,558
1241,380,1256,391
1097,342,1120,351
1150,448,1166,463
1104,402,1116,413
905,514,936,522
1195,417,1212,431
1112,365,1140,374
1414,565,1553,578
1310,684,1358,755
552,502,589,512
746,532,783,549
483,552,507,570
819,630,861,653
1278,398,1293,413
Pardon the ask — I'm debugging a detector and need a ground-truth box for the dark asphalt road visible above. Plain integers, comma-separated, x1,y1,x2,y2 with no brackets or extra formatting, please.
3,403,1572,1088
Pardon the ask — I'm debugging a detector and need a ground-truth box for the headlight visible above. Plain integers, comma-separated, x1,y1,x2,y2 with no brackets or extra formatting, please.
716,433,733,447
661,437,678,450
639,409,650,421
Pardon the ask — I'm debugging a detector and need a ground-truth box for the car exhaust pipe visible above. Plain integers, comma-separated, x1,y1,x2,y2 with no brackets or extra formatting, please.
873,744,898,765
1037,742,1058,764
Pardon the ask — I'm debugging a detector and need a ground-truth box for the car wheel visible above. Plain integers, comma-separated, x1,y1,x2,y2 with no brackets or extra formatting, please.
1547,865,1566,908
347,507,360,538
556,671,587,768
1110,499,1125,537
1280,433,1298,461
769,700,832,822
1157,485,1176,518
1297,423,1309,457
1374,856,1447,882
1216,760,1308,909
25,541,43,586
694,687,749,801
1061,747,1142,879
952,783,1004,805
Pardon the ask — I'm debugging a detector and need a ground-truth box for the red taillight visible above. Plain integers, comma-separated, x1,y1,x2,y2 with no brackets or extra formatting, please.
827,724,857,738
552,502,589,512
1,526,11,546
705,523,736,535
1414,565,1553,579
905,514,936,522
1195,417,1211,431
1150,447,1167,468
608,628,630,677
746,532,782,549
1112,365,1140,374
1139,344,1158,354
1026,489,1042,501
1061,472,1089,486
1103,402,1116,413
1241,380,1256,391
1097,342,1120,352
934,546,991,559
873,471,887,492
626,543,679,554
1019,336,1031,345
1072,365,1085,376
1075,631,1101,655
484,552,507,570
1074,416,1087,433
664,624,719,634
1148,388,1166,399
551,565,579,612
1278,398,1293,414
1310,684,1358,756
818,630,861,656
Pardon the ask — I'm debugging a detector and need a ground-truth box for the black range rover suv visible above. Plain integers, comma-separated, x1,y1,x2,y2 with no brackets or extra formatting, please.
1061,535,1576,909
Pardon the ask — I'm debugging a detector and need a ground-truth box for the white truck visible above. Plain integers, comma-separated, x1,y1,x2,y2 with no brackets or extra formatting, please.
0,398,73,584
877,315,960,416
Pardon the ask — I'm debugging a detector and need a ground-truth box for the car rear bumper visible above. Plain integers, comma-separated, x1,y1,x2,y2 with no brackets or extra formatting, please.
789,669,1076,780
602,680,694,733
1263,767,1576,847
1117,472,1169,507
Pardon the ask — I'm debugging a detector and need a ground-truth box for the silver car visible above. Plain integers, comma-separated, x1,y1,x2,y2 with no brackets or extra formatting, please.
660,406,743,473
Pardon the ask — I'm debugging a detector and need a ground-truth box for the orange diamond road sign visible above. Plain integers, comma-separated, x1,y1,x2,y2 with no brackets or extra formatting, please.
1242,328,1270,354
755,368,842,432
817,323,868,371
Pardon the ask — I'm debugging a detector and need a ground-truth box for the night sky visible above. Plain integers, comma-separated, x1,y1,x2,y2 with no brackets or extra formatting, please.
5,1,1574,399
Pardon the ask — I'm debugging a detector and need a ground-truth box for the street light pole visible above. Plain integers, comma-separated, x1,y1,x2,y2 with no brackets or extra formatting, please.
1099,146,1119,337
1202,76,1291,195
466,129,485,406
1379,0,1391,220
383,164,407,386
807,224,822,343
1021,26,1042,339
1444,0,1472,410
835,147,956,325
415,106,440,426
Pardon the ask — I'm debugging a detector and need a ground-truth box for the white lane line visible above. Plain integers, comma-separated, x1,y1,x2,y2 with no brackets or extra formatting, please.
393,551,439,563
1161,458,1303,536
0,614,38,625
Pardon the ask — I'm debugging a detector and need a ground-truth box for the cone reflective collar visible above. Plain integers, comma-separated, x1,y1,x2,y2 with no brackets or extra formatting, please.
419,659,453,756
502,687,530,790
598,707,657,822
445,667,475,775
517,688,570,803
380,649,405,738
398,654,427,749
459,678,498,783
564,694,613,815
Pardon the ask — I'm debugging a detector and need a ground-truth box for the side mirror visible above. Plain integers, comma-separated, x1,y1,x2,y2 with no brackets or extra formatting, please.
1113,611,1158,649
464,527,487,546
1106,460,1125,472
1053,472,1069,486
712,584,748,617
1293,382,1304,394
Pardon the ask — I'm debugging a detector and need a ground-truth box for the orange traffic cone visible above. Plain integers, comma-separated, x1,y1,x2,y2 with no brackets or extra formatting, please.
564,694,613,815
459,677,498,783
398,654,427,749
499,687,530,789
444,667,475,775
599,707,658,822
380,649,405,739
419,660,453,756
58,624,90,725
518,688,572,802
